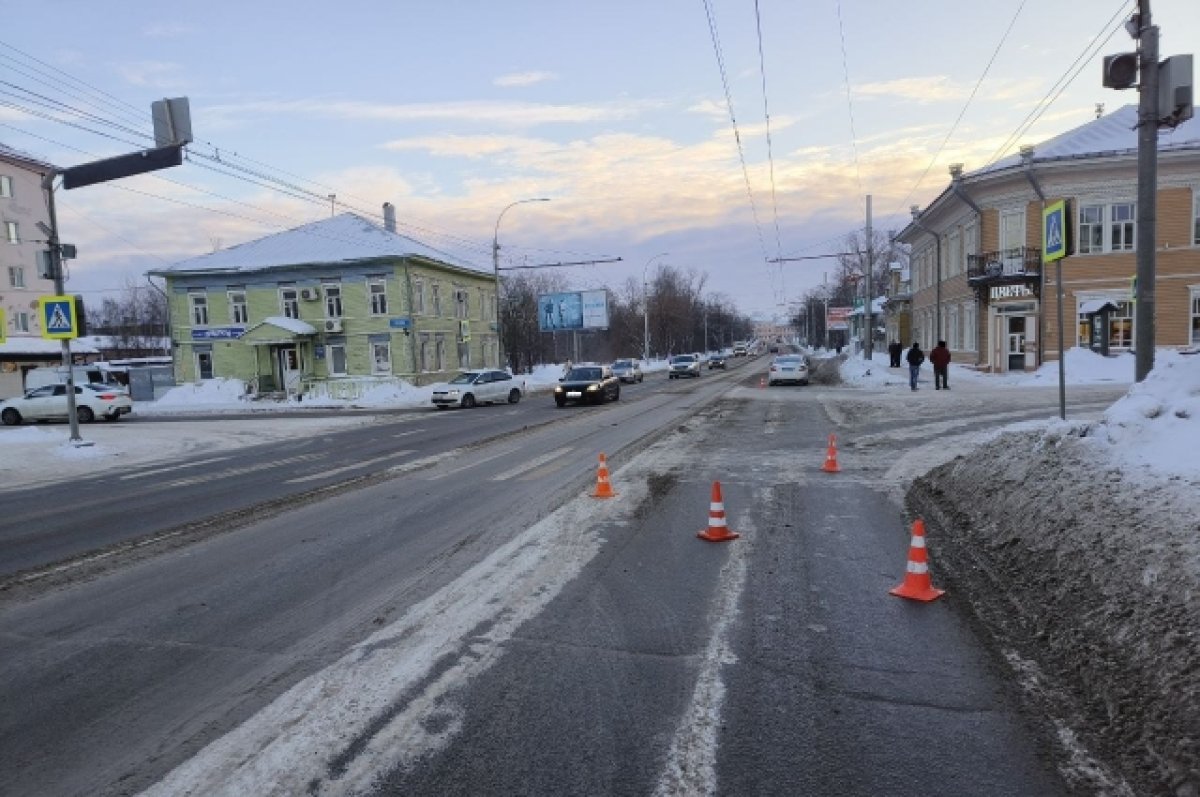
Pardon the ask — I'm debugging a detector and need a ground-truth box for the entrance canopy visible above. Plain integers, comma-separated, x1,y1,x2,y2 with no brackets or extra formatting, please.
240,316,318,345
1079,299,1120,315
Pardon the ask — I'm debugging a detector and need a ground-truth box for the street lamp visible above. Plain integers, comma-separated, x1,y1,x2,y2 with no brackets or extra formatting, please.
493,197,549,369
642,252,669,362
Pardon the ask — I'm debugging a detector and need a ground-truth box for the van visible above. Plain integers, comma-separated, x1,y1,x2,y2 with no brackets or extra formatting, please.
24,365,122,392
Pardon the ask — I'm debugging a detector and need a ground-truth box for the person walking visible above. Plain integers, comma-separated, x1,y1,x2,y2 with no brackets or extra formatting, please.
888,340,902,368
905,342,924,391
930,340,951,390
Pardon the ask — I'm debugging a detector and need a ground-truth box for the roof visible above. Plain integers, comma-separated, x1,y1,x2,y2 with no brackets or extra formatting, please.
0,141,54,171
258,316,317,335
973,104,1200,177
0,336,99,356
151,212,483,276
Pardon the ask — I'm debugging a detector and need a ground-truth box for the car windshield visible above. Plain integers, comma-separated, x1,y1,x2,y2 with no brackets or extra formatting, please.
614,360,633,368
567,368,602,381
448,372,481,385
670,356,694,364
776,356,803,365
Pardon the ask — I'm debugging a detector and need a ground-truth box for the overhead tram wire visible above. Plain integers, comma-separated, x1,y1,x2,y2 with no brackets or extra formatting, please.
834,0,864,205
753,0,785,294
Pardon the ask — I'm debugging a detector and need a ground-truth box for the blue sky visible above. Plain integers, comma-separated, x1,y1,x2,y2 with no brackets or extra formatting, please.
3,0,1196,320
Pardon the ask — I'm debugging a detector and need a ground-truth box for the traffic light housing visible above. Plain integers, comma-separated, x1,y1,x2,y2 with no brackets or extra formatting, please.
1103,53,1139,89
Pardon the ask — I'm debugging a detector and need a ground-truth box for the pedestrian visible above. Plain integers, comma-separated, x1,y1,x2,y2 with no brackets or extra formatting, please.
930,340,951,390
888,339,902,368
562,358,573,378
905,342,924,391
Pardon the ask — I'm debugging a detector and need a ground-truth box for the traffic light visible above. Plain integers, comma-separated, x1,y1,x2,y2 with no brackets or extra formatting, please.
1103,53,1139,89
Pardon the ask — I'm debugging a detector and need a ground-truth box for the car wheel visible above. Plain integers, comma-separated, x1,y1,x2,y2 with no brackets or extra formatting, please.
1,408,21,426
461,394,477,409
104,412,122,422
613,386,620,401
508,389,521,404
638,374,643,383
77,406,95,423
555,397,566,407
435,405,448,410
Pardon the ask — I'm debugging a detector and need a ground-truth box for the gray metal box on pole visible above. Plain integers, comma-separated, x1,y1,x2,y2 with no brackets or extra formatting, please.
152,97,193,147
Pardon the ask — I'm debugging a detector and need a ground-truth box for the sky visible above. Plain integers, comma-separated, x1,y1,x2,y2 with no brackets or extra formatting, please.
3,0,1198,322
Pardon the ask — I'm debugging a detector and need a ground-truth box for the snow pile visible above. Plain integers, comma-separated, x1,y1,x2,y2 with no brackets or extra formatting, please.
906,352,1200,796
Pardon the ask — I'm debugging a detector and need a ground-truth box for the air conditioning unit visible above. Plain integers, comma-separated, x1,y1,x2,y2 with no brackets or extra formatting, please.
323,319,343,333
300,287,320,301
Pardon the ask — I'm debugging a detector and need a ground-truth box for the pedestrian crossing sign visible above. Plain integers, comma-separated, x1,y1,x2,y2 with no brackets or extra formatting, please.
39,295,78,340
1043,200,1068,262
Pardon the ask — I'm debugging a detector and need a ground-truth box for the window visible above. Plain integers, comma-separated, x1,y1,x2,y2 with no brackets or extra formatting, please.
948,229,962,278
368,277,388,315
454,288,469,319
1079,202,1136,254
280,287,299,319
963,302,977,352
15,311,29,332
8,265,24,287
431,283,442,316
228,290,248,325
328,344,347,375
965,221,980,260
372,341,391,374
434,333,446,371
413,279,425,314
1110,203,1135,251
1079,205,1104,253
458,341,471,369
0,175,12,197
479,288,489,321
4,221,18,244
1194,191,1200,245
418,333,432,371
1076,298,1134,349
323,283,343,318
946,304,960,350
1191,290,1200,346
189,293,209,326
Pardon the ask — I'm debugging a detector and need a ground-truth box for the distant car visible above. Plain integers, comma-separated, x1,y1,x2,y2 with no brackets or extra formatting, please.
767,355,809,386
707,353,727,370
611,359,644,383
732,343,748,357
554,365,620,406
0,383,133,425
668,354,702,379
431,370,524,409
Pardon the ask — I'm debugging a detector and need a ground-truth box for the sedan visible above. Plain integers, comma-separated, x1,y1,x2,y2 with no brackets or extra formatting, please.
767,355,809,386
554,365,620,407
0,383,133,425
431,370,524,409
668,354,702,379
611,359,644,383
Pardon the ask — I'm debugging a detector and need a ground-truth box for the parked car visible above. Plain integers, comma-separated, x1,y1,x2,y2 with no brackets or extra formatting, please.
767,355,809,386
554,365,620,406
611,358,644,383
668,354,702,379
707,353,727,370
431,370,524,409
0,383,133,425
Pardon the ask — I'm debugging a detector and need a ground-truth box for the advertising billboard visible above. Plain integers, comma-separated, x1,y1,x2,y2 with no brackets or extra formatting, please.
538,290,609,331
826,306,851,331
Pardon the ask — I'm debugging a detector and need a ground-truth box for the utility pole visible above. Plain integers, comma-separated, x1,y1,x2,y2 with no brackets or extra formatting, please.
864,194,874,360
1133,1,1159,382
40,173,83,444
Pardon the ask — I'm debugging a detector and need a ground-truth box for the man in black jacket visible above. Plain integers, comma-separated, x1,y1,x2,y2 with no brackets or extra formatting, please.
905,342,924,391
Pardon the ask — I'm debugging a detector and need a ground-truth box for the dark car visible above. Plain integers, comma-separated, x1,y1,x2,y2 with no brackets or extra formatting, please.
554,365,621,407
707,353,727,370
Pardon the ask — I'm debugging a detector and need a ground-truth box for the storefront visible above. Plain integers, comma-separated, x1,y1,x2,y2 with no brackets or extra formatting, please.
986,284,1038,372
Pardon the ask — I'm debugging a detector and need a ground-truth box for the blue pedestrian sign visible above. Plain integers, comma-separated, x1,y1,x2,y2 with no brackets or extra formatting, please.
40,295,78,340
1043,200,1068,262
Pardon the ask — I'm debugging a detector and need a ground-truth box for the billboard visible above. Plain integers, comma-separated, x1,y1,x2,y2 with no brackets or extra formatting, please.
538,290,609,331
826,306,851,331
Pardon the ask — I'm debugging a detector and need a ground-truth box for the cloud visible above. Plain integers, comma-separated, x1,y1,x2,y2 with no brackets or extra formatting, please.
117,60,187,89
493,71,558,88
142,23,192,38
854,76,969,103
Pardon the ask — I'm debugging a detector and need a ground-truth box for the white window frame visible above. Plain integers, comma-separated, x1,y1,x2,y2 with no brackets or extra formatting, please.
228,290,248,325
1079,205,1105,254
0,175,12,198
413,279,425,315
371,341,391,374
946,303,960,350
189,293,209,326
1110,203,1135,251
1078,201,1136,254
431,283,442,316
328,344,348,376
964,301,977,352
1193,190,1200,245
368,277,388,315
8,265,24,287
418,332,432,371
15,311,29,332
280,287,299,319
323,282,343,318
948,229,962,278
4,221,18,244
1190,287,1200,347
434,333,445,370
454,287,469,319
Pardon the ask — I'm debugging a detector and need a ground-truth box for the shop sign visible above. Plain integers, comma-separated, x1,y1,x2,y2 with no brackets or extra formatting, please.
989,284,1034,301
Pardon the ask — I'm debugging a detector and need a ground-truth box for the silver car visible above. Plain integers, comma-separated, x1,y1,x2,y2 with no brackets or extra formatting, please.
767,355,809,386
431,370,524,409
668,354,702,379
612,359,643,383
0,383,133,424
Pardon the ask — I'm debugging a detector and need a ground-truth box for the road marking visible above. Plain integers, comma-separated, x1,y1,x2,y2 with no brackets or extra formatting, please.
119,456,233,480
285,450,416,484
391,430,423,438
489,446,573,481
165,453,325,487
427,446,517,480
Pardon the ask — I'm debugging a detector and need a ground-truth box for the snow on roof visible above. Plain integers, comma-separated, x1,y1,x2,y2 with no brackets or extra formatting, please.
974,104,1200,176
258,316,317,335
0,141,54,170
153,213,483,276
0,336,98,356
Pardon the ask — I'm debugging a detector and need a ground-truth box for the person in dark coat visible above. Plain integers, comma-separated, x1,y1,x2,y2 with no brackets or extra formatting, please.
888,340,903,368
905,342,924,391
930,340,951,390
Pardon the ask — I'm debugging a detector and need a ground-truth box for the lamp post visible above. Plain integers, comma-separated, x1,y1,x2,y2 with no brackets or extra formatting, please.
642,252,668,362
493,197,549,370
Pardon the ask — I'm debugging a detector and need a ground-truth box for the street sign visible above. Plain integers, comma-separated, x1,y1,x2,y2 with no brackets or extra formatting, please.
61,145,184,190
39,295,78,340
1043,200,1068,262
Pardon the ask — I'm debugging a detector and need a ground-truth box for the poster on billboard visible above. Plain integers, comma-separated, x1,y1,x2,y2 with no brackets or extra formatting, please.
826,306,851,331
537,290,609,331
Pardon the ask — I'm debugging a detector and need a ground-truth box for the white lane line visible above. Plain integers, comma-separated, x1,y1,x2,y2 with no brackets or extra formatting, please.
427,446,516,480
489,446,573,481
285,451,415,484
119,456,233,480
165,453,325,487
391,430,423,438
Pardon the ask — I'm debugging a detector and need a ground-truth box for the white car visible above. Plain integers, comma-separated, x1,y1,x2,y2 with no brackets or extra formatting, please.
431,370,525,409
0,383,133,425
767,355,809,386
668,354,702,379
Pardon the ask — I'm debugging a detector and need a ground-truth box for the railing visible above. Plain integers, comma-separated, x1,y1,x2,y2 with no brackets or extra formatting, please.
967,247,1041,282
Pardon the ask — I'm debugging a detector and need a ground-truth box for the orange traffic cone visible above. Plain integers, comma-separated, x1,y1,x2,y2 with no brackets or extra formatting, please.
759,376,766,388
821,433,840,473
889,519,944,602
591,453,616,498
697,481,739,542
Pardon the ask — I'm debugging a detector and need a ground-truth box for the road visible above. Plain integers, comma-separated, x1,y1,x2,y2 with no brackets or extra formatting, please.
0,358,1126,796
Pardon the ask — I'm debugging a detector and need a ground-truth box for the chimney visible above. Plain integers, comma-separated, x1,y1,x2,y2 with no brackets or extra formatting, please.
383,202,396,233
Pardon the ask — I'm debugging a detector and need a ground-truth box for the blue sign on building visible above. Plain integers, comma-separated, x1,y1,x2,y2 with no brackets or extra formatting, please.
191,327,245,340
388,317,413,330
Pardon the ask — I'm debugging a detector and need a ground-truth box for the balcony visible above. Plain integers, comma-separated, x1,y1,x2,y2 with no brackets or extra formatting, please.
967,247,1041,285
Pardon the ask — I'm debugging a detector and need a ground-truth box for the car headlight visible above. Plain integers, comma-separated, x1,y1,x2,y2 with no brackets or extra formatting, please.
554,386,564,393
586,384,599,391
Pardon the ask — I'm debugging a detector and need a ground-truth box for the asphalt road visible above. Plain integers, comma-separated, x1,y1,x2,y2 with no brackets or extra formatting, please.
0,359,1127,796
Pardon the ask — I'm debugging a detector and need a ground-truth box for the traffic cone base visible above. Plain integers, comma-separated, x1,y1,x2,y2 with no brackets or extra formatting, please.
890,519,944,602
591,453,616,498
698,481,739,542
